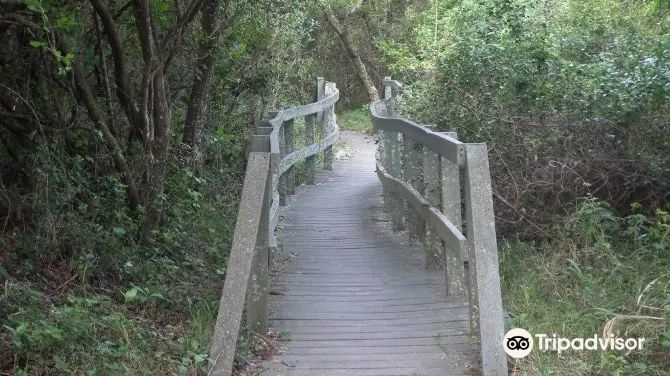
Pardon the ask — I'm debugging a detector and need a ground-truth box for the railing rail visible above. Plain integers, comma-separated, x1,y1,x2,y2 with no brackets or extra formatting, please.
371,77,507,376
208,77,339,375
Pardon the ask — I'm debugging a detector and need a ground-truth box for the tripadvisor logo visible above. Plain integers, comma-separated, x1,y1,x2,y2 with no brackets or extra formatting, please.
503,328,646,359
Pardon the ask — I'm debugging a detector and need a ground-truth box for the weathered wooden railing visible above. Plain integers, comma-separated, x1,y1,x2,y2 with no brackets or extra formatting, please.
371,77,507,376
207,77,339,375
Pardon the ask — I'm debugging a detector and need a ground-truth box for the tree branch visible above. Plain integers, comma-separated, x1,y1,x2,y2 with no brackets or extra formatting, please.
67,42,142,211
90,0,144,143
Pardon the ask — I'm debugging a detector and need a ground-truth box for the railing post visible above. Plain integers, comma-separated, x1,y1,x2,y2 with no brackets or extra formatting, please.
277,119,287,206
381,78,405,231
404,137,425,245
323,82,336,171
422,134,442,270
285,118,296,195
246,130,270,337
464,144,506,376
304,79,319,185
208,153,270,376
379,77,392,212
383,76,393,115
441,131,466,296
316,77,325,126
387,132,405,231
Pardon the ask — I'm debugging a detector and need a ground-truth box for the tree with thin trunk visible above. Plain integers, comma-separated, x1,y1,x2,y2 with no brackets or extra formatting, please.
90,0,205,237
182,0,226,169
323,1,380,102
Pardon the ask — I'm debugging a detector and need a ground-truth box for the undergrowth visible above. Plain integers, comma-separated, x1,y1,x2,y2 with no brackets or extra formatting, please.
501,197,670,375
337,105,375,134
0,129,251,375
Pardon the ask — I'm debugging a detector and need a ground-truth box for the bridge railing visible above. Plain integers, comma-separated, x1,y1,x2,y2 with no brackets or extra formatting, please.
370,77,507,376
207,77,339,375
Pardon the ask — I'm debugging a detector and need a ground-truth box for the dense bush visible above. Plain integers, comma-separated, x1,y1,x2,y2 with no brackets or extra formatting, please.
381,0,670,237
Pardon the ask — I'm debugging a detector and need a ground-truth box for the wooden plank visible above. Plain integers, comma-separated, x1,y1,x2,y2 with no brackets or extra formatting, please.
263,132,471,376
207,152,269,376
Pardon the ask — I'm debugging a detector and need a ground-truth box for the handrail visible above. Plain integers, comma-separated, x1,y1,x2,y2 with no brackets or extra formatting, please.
371,77,507,376
370,102,464,165
375,163,466,252
382,78,403,89
208,152,269,374
268,87,340,153
208,77,339,376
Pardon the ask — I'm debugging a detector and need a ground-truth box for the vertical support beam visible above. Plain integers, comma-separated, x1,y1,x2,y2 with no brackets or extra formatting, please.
323,82,336,171
423,143,442,270
305,77,320,185
383,76,393,116
387,131,405,231
305,113,316,185
246,134,270,336
284,119,296,195
464,144,506,376
316,77,325,125
278,121,287,206
381,131,394,213
269,152,279,267
380,76,393,211
441,131,466,296
403,137,425,245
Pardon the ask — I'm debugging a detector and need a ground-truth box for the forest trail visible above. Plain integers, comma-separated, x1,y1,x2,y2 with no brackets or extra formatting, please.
261,131,473,376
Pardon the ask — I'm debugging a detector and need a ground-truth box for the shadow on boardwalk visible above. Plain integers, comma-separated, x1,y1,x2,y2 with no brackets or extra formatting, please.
261,131,474,376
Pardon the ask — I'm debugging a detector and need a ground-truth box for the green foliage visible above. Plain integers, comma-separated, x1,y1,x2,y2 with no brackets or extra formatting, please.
338,105,375,134
501,201,670,375
1,0,323,373
381,0,670,236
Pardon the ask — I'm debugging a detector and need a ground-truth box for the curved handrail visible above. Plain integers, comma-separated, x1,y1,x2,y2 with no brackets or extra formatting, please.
375,162,466,252
369,100,464,165
370,77,507,376
382,79,403,89
269,88,340,153
209,78,340,376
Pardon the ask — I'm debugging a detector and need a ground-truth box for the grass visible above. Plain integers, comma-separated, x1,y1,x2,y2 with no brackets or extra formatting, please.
499,200,670,375
337,106,375,134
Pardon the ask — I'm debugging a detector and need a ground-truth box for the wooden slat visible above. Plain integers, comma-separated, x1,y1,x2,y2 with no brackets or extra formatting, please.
264,132,472,376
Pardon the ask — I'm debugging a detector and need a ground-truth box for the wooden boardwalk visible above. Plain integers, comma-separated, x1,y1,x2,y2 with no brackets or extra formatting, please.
261,132,473,376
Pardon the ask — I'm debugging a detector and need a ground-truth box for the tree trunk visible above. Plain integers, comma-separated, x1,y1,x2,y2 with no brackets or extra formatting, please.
71,59,142,211
323,6,379,102
133,0,174,236
182,0,222,170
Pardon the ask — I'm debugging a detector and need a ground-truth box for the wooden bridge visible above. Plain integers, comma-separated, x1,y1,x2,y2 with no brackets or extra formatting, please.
207,78,508,376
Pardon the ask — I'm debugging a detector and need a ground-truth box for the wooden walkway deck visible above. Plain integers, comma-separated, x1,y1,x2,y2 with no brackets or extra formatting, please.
261,132,473,376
